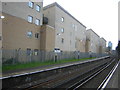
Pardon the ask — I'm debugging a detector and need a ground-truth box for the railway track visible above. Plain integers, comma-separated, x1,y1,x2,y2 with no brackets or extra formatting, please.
25,57,114,89
56,59,118,89
2,56,116,89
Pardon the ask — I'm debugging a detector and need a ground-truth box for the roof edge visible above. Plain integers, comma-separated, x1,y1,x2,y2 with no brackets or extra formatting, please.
87,29,100,38
43,2,86,28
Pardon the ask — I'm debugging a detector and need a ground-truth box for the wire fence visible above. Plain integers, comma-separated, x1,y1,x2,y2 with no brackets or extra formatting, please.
1,49,108,65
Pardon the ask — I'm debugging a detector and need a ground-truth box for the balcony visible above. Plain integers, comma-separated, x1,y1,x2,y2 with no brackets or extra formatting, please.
43,17,48,24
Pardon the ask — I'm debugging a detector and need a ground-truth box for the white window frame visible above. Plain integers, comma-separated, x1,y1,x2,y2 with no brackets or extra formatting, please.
28,1,34,8
28,15,33,23
36,5,41,12
35,19,40,25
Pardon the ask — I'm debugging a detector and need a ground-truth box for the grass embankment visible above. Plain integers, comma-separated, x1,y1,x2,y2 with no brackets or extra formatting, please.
3,57,96,72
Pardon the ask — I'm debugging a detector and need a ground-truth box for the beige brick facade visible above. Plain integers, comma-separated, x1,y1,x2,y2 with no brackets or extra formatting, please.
86,29,106,53
99,38,106,53
1,1,107,63
2,2,43,25
2,13,41,50
1,2,43,51
40,25,55,51
43,2,86,52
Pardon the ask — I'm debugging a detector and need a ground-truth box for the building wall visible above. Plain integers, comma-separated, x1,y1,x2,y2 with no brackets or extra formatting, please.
55,6,86,52
2,2,43,25
43,6,55,28
85,39,90,52
40,25,55,51
43,3,86,52
86,29,100,53
2,13,41,50
1,1,44,51
100,38,106,53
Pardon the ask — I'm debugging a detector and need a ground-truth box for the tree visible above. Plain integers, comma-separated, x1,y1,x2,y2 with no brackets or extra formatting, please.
116,41,120,59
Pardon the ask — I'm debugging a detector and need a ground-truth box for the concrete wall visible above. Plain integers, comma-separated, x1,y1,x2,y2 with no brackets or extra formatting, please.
2,2,43,25
40,25,55,51
2,13,41,50
43,3,86,52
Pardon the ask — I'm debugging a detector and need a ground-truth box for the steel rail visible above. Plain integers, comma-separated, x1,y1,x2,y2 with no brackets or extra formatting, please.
27,59,112,89
97,60,119,90
67,59,116,90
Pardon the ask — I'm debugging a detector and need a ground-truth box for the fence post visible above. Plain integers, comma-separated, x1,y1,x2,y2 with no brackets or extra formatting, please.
54,53,57,62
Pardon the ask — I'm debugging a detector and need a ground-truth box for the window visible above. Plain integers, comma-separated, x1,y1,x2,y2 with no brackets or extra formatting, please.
36,5,41,12
35,33,39,39
35,19,40,25
61,38,64,43
27,31,32,38
34,49,39,55
61,17,64,22
72,24,75,29
28,16,33,23
75,25,77,31
61,28,64,33
27,48,32,56
28,1,34,8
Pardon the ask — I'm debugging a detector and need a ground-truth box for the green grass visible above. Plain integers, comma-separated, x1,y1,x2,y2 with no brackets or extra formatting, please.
2,57,96,72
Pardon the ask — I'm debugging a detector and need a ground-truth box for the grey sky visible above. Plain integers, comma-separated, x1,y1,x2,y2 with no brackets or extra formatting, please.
44,0,119,50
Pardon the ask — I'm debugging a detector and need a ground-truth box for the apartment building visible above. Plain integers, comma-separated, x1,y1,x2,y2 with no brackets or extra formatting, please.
86,29,101,53
43,2,86,52
0,1,45,62
2,1,43,51
99,38,106,53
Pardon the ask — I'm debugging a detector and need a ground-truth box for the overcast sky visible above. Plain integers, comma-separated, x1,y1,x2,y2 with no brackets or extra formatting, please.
44,0,119,50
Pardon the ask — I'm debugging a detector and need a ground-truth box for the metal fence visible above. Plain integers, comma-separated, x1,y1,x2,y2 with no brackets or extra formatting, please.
2,49,108,65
